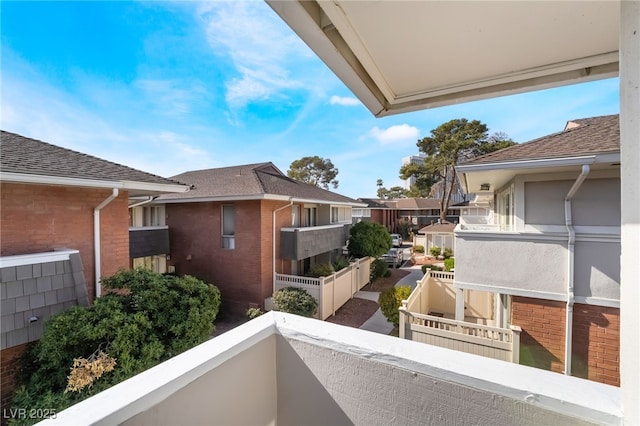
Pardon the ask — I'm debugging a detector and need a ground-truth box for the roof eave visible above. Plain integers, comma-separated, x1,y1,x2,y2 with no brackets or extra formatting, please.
0,172,189,194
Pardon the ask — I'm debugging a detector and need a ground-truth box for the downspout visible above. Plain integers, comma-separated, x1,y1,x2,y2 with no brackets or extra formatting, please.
273,199,294,294
94,188,119,298
563,164,590,376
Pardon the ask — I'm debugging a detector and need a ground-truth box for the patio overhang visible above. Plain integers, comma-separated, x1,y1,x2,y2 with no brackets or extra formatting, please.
266,1,619,117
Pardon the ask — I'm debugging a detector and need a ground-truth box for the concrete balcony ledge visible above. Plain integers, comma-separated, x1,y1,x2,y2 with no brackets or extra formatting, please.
41,312,621,426
281,223,349,232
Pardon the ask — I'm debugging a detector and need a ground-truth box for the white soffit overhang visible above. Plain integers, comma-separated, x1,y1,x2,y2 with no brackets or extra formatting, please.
266,1,620,117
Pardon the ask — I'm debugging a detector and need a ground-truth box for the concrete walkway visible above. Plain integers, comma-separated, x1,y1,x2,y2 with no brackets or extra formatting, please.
356,263,425,334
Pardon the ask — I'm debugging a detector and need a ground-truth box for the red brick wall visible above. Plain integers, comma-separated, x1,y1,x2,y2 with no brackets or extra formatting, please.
0,183,130,300
512,296,566,374
0,343,29,413
167,200,295,316
572,304,620,386
512,297,620,386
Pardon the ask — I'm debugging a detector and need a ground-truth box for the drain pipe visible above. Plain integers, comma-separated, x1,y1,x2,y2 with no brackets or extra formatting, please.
563,164,590,376
94,188,119,298
273,199,294,293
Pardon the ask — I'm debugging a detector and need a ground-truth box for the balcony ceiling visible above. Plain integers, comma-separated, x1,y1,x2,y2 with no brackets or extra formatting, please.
267,1,620,117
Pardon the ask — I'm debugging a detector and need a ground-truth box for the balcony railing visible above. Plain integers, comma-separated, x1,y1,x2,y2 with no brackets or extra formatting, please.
273,257,370,320
280,223,350,260
129,226,170,259
399,269,520,363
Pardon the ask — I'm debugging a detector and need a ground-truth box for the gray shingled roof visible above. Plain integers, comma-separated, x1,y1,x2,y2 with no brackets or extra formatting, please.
418,221,456,234
159,162,362,204
460,114,619,166
1,130,183,186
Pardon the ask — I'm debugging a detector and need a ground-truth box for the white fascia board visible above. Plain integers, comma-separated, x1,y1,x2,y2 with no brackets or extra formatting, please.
0,249,80,268
155,194,291,204
121,180,189,194
265,0,386,116
0,172,189,195
456,155,597,174
0,172,123,189
453,280,568,302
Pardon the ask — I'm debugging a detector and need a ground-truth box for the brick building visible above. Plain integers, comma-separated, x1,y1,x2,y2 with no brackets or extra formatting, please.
156,162,365,316
0,131,188,409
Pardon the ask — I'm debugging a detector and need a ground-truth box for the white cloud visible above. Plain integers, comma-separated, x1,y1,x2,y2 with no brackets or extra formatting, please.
330,96,361,106
197,2,311,108
369,124,420,145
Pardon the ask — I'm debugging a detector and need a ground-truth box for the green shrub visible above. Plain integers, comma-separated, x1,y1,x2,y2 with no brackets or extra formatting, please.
347,221,392,258
10,268,220,424
443,247,453,259
444,258,455,272
272,287,318,317
246,307,264,320
332,257,350,272
430,246,442,256
378,286,412,326
383,269,392,278
413,245,425,254
307,263,335,278
370,258,389,280
421,264,443,273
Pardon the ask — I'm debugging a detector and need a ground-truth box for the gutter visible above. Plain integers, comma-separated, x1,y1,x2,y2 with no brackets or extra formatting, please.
563,164,590,376
128,196,154,209
94,188,119,298
273,199,294,294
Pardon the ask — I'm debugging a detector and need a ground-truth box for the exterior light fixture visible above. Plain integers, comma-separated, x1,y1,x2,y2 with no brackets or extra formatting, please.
480,183,490,191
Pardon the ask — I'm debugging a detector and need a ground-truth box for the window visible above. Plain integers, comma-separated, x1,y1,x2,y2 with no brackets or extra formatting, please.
222,204,235,249
130,205,165,227
304,207,317,227
292,205,300,227
498,185,514,231
331,206,351,223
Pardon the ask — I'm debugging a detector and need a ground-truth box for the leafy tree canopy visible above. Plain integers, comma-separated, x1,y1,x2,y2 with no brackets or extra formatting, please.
377,185,409,199
287,156,339,189
399,118,515,219
347,221,392,258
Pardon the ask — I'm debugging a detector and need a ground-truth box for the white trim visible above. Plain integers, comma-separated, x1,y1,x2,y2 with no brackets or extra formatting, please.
129,226,169,232
157,193,365,207
574,296,620,309
456,155,597,173
455,230,568,242
0,249,79,268
0,172,188,194
281,223,347,232
454,280,568,302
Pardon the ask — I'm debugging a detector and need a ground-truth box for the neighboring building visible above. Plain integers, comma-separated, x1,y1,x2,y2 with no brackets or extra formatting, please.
0,131,189,409
385,198,461,231
355,198,397,231
401,153,426,189
415,220,456,255
455,115,621,386
156,162,365,316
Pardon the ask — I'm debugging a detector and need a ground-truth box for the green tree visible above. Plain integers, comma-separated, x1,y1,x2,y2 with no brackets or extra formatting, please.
400,119,515,220
347,221,392,258
376,180,409,199
287,156,339,189
10,269,221,423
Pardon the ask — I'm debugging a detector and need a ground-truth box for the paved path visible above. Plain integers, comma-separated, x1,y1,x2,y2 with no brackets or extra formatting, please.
356,263,425,334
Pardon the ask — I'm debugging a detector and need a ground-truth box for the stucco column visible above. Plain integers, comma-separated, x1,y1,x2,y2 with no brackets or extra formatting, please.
620,2,639,424
455,288,465,321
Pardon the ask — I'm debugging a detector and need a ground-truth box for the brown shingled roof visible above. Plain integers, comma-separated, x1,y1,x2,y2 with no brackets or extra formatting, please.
0,130,183,186
418,221,456,234
159,162,362,204
460,114,619,166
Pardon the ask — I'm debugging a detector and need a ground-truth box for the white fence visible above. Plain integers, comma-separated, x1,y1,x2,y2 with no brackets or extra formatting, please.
400,269,521,363
274,257,371,320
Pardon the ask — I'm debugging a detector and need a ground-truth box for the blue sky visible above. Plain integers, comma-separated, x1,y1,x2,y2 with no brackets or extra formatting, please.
1,1,620,199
